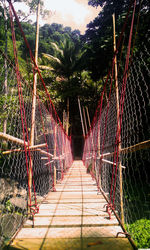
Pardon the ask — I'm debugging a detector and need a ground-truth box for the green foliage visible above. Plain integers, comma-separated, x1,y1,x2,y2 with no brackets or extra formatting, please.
40,38,85,79
5,200,14,213
126,219,150,249
39,23,81,57
84,0,150,81
0,1,99,126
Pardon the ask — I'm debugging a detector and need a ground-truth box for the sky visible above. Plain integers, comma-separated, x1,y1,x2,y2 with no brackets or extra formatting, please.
14,0,101,34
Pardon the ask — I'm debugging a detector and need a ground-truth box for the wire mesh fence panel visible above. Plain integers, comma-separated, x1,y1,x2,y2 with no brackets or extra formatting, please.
0,13,73,248
83,16,150,250
120,48,150,248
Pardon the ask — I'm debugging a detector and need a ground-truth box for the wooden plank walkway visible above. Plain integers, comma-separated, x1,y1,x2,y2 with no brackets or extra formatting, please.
10,160,133,249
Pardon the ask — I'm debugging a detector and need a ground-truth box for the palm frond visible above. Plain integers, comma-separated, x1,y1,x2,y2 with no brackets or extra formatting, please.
42,53,61,64
38,65,54,71
51,42,63,56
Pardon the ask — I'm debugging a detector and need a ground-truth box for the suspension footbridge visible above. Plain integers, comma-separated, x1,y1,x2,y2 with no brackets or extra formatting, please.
9,161,133,250
0,1,150,249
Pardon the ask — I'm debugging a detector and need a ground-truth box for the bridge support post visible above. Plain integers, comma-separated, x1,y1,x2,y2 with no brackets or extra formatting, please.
97,125,101,190
53,124,57,189
54,165,56,186
113,13,124,224
119,162,124,224
28,0,40,215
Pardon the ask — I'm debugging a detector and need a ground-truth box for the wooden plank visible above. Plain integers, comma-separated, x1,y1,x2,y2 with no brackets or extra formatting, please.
11,238,133,250
9,160,134,250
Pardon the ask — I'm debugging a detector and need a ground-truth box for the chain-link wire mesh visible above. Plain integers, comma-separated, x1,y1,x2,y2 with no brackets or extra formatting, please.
0,3,73,245
83,22,150,250
0,50,73,248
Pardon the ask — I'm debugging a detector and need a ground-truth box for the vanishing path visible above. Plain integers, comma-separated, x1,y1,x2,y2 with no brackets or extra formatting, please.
10,161,133,249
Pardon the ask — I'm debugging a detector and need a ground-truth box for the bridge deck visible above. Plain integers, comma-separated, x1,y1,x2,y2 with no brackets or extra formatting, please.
10,161,133,249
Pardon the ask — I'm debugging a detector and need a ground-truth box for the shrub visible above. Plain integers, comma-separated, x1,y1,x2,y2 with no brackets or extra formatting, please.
127,219,150,248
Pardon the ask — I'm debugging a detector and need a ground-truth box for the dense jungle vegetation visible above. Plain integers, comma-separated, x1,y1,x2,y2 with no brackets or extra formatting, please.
0,0,149,138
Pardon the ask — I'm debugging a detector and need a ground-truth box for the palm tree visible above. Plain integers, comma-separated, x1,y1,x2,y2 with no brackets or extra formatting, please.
39,38,85,81
39,38,86,135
